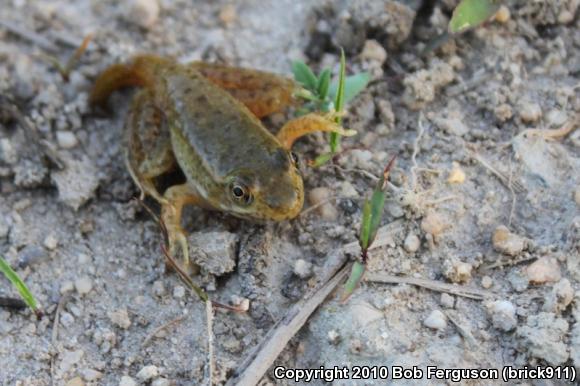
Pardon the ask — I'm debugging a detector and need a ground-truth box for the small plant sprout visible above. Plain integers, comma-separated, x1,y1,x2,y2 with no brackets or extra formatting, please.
342,155,396,302
0,255,42,318
449,0,502,34
292,49,370,165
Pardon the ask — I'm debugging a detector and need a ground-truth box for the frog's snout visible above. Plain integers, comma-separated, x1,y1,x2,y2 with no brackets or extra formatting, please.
262,175,304,220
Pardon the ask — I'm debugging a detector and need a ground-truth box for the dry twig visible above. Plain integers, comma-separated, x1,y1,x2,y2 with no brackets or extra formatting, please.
141,315,186,349
365,273,493,300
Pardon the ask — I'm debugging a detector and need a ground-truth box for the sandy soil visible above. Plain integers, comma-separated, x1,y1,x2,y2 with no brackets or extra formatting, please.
1,0,579,385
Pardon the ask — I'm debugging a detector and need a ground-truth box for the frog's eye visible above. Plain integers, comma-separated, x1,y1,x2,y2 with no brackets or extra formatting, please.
290,151,299,166
231,183,253,205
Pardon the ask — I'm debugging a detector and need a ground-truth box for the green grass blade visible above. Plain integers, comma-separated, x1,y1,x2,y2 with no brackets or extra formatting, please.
341,261,366,302
291,61,318,92
329,49,346,153
449,0,500,34
0,256,39,313
359,199,372,250
317,69,331,100
368,188,386,246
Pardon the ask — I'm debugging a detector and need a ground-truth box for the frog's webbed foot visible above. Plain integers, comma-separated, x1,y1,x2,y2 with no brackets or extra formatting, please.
276,113,356,149
161,184,202,273
189,62,298,118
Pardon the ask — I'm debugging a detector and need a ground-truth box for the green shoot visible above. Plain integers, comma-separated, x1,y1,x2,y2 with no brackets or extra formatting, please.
291,50,369,165
0,255,41,317
449,0,501,34
342,156,396,302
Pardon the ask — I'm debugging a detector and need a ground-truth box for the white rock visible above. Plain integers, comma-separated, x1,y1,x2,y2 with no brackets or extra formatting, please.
435,117,469,136
75,276,93,295
152,379,171,386
421,211,449,237
108,308,132,329
424,310,447,330
81,369,103,381
518,102,542,123
403,232,420,253
546,109,567,127
60,281,75,295
56,130,78,149
188,231,238,275
137,365,159,381
543,279,574,313
119,376,137,386
173,285,185,299
492,226,526,256
360,39,387,64
328,329,341,345
43,234,58,250
481,276,493,289
440,293,454,309
52,155,100,211
445,261,472,284
447,162,466,184
293,259,313,279
349,302,384,326
526,257,561,284
486,300,517,331
308,187,338,221
124,0,159,29
60,349,84,372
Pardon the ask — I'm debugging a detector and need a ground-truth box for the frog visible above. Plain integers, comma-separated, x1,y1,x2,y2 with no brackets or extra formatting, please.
90,54,354,269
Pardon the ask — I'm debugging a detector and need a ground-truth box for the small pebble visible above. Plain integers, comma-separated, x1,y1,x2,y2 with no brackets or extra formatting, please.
447,162,466,184
494,5,510,23
526,257,561,284
173,285,185,299
152,379,171,386
65,377,84,386
152,280,165,297
543,279,574,313
486,300,517,331
124,0,159,29
43,234,58,250
518,102,542,123
574,186,580,206
108,308,132,329
328,329,341,345
308,187,338,221
230,295,250,312
293,259,313,279
360,39,387,64
60,312,75,328
440,293,454,309
492,226,526,256
403,232,420,253
60,281,74,294
481,276,493,289
75,276,93,295
119,376,137,386
445,261,472,284
424,310,447,330
218,4,237,26
137,365,159,381
56,130,78,149
546,109,567,127
81,369,103,381
421,211,449,237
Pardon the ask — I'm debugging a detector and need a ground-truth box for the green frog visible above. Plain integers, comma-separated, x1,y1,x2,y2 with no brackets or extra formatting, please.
90,55,353,269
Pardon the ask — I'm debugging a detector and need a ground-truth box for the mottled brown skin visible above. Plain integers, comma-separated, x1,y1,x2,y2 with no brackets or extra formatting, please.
91,55,353,268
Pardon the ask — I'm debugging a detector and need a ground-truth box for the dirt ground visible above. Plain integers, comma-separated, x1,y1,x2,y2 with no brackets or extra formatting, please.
1,0,579,385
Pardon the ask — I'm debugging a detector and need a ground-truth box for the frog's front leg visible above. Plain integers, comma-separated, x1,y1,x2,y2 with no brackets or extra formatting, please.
189,62,298,118
276,113,356,149
161,184,202,271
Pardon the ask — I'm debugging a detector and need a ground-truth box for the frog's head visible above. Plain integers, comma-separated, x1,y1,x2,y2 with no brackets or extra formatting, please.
221,148,304,221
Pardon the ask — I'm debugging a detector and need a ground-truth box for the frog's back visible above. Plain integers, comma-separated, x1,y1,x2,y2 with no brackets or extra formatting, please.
160,65,289,192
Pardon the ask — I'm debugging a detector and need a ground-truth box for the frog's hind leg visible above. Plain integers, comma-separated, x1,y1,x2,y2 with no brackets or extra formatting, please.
189,62,298,118
276,113,357,149
161,184,202,272
126,90,176,205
